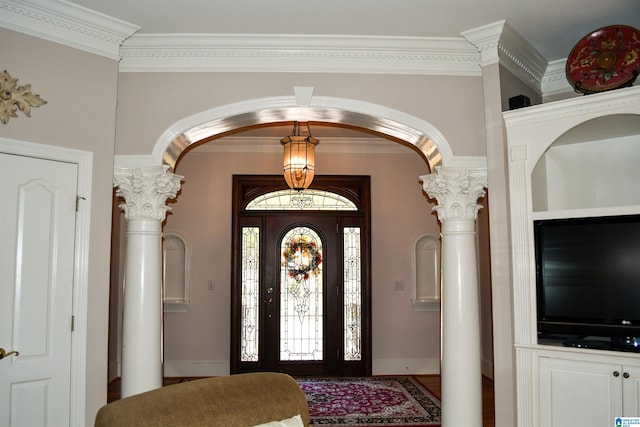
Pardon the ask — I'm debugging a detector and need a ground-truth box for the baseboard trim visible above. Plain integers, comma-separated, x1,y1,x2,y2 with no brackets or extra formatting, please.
372,358,440,375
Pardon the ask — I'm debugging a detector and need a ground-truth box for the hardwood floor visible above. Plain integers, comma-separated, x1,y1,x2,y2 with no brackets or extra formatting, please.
414,375,495,427
108,374,496,426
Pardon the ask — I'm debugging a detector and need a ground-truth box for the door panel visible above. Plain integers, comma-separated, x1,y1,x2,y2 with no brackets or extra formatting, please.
0,153,77,427
539,357,621,427
265,215,339,376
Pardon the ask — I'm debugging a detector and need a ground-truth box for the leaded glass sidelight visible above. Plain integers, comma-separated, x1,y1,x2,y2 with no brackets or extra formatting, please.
343,227,362,361
240,227,260,362
280,227,323,361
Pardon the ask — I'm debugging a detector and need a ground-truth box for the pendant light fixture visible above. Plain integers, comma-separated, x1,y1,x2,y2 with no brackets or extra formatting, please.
280,121,319,191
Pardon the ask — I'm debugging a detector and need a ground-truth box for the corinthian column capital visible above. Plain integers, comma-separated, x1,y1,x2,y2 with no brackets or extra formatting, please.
421,166,487,222
114,166,183,221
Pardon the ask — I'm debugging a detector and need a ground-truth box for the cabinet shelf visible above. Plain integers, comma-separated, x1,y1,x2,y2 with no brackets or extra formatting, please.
530,206,640,221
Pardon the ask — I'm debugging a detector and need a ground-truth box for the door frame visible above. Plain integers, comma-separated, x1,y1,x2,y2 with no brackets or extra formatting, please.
0,137,93,426
230,175,372,376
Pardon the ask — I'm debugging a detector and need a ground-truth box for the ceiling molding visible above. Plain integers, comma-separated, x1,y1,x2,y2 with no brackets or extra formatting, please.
541,59,574,96
0,0,139,59
461,21,504,66
118,33,481,75
462,20,549,94
497,23,547,91
1,2,571,97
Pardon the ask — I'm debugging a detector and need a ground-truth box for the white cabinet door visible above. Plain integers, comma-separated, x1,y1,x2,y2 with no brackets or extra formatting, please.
623,364,640,416
0,153,78,427
539,357,623,427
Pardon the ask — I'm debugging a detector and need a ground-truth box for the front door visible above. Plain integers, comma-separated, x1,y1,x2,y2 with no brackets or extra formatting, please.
0,153,77,426
263,214,339,375
231,175,371,377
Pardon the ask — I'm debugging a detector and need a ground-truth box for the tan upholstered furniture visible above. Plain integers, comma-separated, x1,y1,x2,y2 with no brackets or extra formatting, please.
95,372,310,427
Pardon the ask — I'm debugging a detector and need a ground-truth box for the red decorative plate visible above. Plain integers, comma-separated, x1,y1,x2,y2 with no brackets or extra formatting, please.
566,25,640,94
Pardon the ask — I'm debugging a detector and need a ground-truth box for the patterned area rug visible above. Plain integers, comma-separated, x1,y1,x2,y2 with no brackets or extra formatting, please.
296,376,441,426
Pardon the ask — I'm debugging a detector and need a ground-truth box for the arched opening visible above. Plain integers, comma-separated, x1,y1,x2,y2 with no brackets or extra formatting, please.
146,95,455,172
151,98,447,379
150,102,444,378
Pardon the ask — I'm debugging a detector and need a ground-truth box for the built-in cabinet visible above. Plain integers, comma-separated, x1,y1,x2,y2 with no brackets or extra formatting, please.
538,348,640,426
503,85,640,427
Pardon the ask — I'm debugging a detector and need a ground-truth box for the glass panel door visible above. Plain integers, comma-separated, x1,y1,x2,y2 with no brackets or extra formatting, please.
280,226,324,361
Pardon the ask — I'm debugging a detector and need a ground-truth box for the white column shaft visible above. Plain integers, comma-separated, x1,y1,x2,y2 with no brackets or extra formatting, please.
441,219,483,427
121,219,163,397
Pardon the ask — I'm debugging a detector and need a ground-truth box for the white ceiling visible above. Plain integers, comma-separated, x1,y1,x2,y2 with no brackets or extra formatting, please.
70,0,640,62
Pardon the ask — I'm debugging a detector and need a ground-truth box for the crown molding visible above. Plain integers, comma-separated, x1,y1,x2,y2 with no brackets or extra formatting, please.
497,23,547,91
118,33,481,75
1,3,570,97
462,20,548,94
540,59,574,96
0,0,139,59
461,21,505,65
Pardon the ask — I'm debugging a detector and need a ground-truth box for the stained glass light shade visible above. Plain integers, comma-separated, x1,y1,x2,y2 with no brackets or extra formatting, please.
281,122,318,191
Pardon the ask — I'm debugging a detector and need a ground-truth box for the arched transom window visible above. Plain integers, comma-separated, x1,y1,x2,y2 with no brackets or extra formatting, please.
246,189,357,211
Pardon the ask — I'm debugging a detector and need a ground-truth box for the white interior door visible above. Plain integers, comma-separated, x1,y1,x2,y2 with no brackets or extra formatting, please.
0,153,78,427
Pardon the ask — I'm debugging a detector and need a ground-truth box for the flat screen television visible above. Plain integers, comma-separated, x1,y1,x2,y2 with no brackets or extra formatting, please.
534,214,640,350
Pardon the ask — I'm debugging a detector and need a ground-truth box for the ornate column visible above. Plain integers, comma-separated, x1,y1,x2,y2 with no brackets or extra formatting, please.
421,166,488,427
113,166,182,397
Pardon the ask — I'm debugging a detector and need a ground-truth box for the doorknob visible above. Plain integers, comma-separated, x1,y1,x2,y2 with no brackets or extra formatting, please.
0,348,19,360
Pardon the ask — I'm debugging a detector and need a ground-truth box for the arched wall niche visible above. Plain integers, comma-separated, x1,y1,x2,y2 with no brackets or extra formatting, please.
530,113,640,212
146,95,460,173
539,113,640,152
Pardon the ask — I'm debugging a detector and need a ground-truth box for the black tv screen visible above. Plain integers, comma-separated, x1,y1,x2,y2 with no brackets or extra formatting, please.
534,215,640,341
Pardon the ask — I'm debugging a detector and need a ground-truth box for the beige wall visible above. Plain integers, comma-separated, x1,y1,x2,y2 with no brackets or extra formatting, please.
1,28,119,426
161,142,446,374
498,65,543,110
114,72,487,158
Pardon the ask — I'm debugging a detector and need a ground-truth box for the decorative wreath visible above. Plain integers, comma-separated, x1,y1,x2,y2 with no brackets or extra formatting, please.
283,236,322,280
